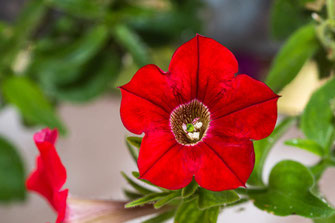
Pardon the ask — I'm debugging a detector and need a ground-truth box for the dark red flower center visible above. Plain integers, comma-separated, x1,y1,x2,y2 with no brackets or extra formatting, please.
170,99,211,146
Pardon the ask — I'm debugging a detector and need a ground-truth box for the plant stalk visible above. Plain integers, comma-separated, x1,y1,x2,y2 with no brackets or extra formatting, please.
327,0,335,20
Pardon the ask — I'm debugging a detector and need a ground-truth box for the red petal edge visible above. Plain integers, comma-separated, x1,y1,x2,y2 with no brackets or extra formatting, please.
208,74,279,140
195,136,255,191
26,128,68,223
138,130,194,190
120,64,178,134
168,34,238,103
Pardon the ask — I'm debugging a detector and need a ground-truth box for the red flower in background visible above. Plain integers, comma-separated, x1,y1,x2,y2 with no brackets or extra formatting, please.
26,129,162,223
120,34,279,191
26,128,68,223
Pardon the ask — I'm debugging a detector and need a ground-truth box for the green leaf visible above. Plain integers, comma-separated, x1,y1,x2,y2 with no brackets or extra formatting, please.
48,0,107,19
121,172,153,195
314,46,335,79
266,24,319,93
285,138,324,156
181,179,198,198
198,188,240,210
142,209,175,223
154,191,181,209
270,0,313,40
175,198,219,223
125,192,170,208
131,171,169,192
301,77,335,149
248,117,296,186
0,136,26,202
34,25,109,85
314,213,335,223
248,160,335,218
127,136,142,149
113,24,150,67
1,77,66,134
49,49,121,102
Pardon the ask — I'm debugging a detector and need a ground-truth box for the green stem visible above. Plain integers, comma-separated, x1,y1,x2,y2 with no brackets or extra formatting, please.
310,160,329,181
327,0,335,20
325,128,335,158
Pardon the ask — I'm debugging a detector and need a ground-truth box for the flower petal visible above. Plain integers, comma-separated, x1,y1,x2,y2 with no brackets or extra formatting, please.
120,64,179,134
55,189,68,223
26,128,68,223
33,129,67,191
209,74,279,140
34,128,58,145
26,156,54,205
138,131,193,190
168,34,238,102
195,137,254,191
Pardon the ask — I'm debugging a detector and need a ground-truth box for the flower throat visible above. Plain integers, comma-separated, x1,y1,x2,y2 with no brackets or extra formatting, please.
170,99,211,146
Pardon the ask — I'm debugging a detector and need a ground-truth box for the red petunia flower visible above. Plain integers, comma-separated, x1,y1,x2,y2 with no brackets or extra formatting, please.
26,129,167,223
120,34,279,191
26,128,68,223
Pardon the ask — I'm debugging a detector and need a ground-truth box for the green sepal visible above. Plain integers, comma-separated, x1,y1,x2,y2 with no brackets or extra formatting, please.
121,172,153,195
198,188,240,210
132,171,169,192
181,179,198,198
127,136,142,149
142,209,176,223
154,191,181,209
125,192,170,208
175,198,220,223
123,189,142,200
126,138,140,163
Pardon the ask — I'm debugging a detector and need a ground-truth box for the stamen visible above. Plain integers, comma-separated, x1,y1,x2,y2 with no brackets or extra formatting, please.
187,132,200,140
194,122,203,129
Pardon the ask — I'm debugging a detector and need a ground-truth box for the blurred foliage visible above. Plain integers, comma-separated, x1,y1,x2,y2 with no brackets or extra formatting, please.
268,0,335,88
266,0,335,222
266,24,319,92
0,136,25,202
0,0,204,203
270,0,315,40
